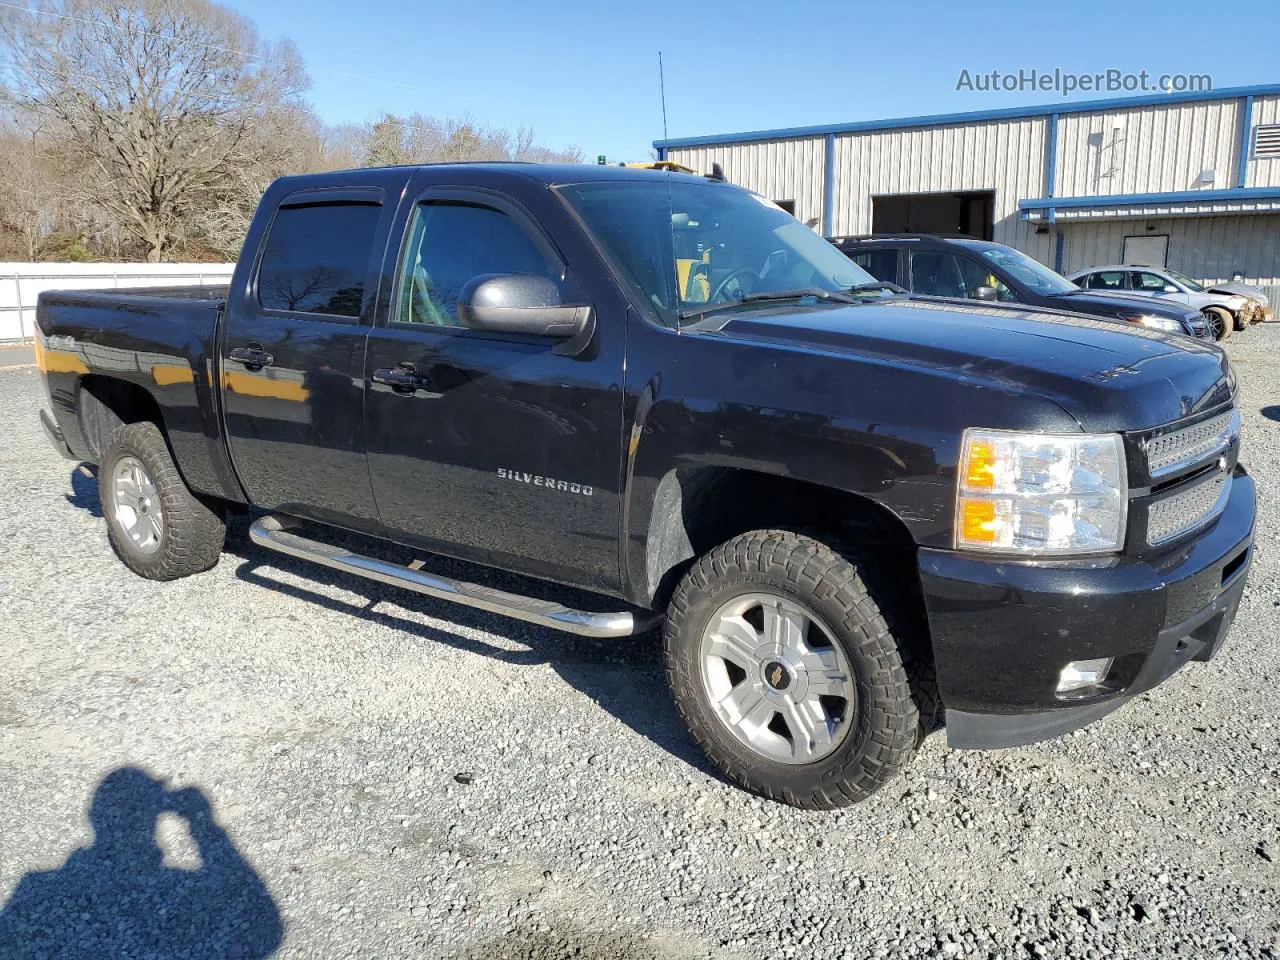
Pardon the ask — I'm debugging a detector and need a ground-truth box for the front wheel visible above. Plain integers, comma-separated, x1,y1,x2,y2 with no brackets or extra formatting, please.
664,530,920,809
1204,307,1233,341
99,421,225,581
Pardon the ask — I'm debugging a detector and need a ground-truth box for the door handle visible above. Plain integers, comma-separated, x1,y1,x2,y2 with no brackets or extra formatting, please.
228,344,274,369
372,362,429,394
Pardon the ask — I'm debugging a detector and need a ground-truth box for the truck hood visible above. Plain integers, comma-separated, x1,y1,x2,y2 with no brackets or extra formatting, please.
1047,288,1198,320
704,298,1232,432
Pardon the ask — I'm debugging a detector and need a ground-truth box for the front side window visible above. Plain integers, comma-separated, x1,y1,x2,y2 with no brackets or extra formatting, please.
953,255,1016,302
257,203,381,317
394,201,561,326
1133,271,1173,292
558,180,875,325
910,252,968,297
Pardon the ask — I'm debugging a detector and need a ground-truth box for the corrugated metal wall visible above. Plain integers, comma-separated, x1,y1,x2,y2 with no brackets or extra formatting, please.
1055,100,1242,197
1247,95,1280,189
1058,215,1280,285
666,138,826,226
829,117,1053,263
665,93,1276,278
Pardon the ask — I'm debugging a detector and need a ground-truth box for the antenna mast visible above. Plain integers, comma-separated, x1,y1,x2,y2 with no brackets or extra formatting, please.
658,51,669,142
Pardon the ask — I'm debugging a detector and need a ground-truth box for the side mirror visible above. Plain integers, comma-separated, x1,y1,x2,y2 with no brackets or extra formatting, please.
1163,284,1179,293
973,285,999,302
457,274,595,356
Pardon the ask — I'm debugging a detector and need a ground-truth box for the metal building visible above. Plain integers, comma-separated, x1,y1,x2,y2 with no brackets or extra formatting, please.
653,84,1280,294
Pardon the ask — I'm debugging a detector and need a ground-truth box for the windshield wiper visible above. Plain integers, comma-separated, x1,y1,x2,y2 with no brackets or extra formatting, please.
741,286,861,305
678,287,857,320
846,281,907,296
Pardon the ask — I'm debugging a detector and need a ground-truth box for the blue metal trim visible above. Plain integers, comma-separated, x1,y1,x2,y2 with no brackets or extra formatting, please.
1237,95,1254,188
1053,226,1064,274
1019,186,1280,211
1045,113,1059,198
655,145,667,162
653,82,1280,150
822,133,835,238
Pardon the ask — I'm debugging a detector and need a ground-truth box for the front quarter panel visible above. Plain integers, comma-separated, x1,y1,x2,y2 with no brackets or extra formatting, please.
621,317,1081,603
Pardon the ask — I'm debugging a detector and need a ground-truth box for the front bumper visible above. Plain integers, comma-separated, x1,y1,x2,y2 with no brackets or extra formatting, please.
919,470,1255,749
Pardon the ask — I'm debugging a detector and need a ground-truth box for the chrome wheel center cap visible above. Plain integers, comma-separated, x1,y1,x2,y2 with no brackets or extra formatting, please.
762,659,794,691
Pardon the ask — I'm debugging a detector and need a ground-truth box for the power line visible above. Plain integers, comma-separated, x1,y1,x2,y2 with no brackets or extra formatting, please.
0,0,497,105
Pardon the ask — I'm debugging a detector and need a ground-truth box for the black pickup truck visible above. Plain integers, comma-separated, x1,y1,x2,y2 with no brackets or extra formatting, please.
36,163,1255,809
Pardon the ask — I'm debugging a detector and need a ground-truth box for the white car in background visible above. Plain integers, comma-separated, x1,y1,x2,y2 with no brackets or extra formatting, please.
1068,265,1256,341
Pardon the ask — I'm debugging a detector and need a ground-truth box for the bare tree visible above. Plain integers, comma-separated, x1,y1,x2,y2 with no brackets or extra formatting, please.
0,120,51,260
0,0,309,261
357,111,582,168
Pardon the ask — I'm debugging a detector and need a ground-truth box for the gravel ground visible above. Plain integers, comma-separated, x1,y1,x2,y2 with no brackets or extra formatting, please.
1,329,1279,959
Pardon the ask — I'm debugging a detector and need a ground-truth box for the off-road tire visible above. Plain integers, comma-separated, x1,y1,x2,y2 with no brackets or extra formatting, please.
99,421,225,581
664,530,920,809
1205,307,1233,341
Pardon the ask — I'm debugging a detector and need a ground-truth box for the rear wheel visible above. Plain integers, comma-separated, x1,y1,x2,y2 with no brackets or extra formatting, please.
99,421,225,581
1204,307,1233,341
664,530,920,809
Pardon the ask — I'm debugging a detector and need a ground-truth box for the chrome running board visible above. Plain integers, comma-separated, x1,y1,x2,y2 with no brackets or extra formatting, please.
248,515,660,638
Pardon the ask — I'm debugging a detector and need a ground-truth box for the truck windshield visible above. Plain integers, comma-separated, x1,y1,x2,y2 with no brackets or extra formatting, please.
558,179,876,325
977,246,1079,296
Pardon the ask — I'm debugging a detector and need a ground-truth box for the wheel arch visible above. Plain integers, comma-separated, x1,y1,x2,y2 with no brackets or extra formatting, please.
77,375,168,462
635,465,922,611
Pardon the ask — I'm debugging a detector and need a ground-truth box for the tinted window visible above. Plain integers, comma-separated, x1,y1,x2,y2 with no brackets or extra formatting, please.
953,255,1016,302
911,252,969,297
396,202,559,326
1086,271,1125,290
257,203,381,317
851,249,899,283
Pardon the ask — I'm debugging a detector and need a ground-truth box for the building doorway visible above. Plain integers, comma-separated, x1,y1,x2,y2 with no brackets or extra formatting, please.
872,190,995,240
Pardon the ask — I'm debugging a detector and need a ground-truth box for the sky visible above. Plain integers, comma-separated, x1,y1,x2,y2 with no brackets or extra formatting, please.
226,0,1280,164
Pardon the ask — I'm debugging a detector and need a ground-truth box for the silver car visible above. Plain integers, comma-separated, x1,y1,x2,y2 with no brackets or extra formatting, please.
1068,265,1255,341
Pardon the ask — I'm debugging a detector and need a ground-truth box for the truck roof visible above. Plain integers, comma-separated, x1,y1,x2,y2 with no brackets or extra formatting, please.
273,162,717,192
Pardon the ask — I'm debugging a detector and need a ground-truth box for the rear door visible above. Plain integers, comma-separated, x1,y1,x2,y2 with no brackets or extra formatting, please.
220,189,389,530
362,181,626,591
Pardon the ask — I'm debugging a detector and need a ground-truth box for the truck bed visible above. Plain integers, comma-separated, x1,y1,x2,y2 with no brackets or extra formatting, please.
36,285,240,504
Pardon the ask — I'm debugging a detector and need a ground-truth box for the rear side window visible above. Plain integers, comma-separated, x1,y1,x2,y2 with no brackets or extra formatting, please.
850,249,898,283
1085,271,1125,290
257,203,381,317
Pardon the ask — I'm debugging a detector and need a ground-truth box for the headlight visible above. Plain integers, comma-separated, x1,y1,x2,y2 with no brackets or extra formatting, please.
1120,312,1184,333
956,429,1128,555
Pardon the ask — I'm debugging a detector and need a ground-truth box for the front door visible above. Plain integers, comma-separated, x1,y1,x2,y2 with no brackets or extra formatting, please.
363,186,625,591
221,193,385,530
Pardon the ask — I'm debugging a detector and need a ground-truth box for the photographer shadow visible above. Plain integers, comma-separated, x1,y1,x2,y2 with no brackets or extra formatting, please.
0,767,282,959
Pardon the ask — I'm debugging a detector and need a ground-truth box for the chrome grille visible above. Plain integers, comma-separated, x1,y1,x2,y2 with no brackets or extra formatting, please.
1145,409,1239,479
1147,471,1230,546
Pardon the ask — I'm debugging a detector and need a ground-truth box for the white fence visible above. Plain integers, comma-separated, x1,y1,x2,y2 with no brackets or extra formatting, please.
0,262,236,342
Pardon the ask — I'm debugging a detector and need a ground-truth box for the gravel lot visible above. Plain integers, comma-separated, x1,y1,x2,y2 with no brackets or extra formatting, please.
2,329,1279,959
